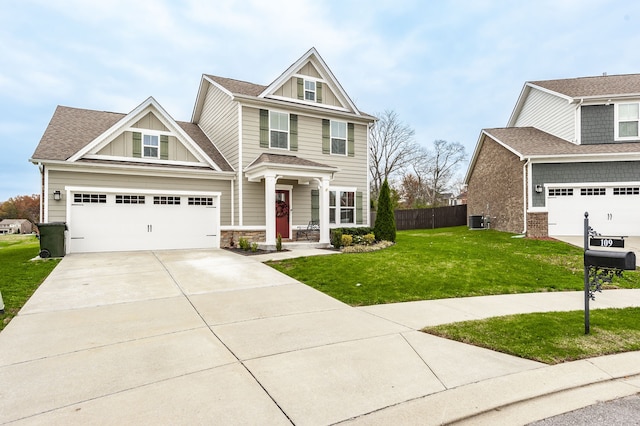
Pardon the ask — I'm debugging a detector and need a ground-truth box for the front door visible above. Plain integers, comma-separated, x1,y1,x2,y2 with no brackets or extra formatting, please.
275,190,290,239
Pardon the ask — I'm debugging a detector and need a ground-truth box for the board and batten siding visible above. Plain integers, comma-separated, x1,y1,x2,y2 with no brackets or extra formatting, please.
46,170,232,225
514,88,575,142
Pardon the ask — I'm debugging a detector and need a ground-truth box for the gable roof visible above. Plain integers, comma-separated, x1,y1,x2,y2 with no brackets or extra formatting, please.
260,47,360,114
192,48,375,122
31,101,233,172
530,73,640,99
465,127,640,183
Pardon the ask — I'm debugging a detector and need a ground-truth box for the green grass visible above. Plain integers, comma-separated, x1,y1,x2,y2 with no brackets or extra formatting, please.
0,235,60,331
267,226,640,306
423,307,640,364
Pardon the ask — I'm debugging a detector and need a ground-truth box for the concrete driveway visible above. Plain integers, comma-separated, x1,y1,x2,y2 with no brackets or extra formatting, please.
2,249,640,424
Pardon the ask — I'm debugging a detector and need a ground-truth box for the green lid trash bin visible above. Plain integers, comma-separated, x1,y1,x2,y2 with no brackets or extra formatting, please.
37,222,67,258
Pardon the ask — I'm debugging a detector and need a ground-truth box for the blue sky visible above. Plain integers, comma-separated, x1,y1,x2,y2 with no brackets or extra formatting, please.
2,0,640,202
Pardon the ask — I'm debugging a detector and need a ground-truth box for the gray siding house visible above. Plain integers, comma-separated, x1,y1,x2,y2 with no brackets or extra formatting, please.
465,74,640,237
30,48,375,253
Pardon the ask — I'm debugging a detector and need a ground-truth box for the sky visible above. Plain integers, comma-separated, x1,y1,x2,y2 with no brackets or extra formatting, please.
2,0,640,202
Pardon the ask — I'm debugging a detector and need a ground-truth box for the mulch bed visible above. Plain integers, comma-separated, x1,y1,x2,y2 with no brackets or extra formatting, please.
223,247,289,256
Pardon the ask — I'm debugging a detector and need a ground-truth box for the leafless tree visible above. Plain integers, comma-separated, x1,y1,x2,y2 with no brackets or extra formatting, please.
423,140,467,206
368,110,420,199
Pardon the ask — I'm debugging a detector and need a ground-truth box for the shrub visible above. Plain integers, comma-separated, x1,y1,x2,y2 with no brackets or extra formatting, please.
250,242,258,252
331,229,343,248
276,233,283,252
238,237,250,251
341,234,353,247
362,233,376,245
374,179,396,242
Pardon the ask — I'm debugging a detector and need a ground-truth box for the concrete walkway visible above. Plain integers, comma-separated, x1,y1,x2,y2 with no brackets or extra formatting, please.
1,248,640,425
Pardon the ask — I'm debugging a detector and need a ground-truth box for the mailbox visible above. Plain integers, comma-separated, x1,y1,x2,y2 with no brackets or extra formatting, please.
584,250,636,270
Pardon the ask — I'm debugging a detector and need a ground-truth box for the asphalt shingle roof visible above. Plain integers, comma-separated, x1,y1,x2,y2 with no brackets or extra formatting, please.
531,73,640,98
484,127,640,157
246,153,336,169
32,105,233,172
206,75,267,97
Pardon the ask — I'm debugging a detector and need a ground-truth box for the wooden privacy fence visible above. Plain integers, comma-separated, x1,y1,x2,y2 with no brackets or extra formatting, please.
370,205,468,230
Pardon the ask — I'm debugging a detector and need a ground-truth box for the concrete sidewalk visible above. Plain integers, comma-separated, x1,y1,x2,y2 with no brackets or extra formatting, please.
0,248,639,425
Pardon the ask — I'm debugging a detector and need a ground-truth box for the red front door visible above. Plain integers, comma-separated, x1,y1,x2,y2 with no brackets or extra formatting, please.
275,190,290,239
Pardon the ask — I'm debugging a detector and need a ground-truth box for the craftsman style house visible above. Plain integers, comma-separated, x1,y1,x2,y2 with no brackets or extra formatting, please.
465,73,640,238
30,48,375,253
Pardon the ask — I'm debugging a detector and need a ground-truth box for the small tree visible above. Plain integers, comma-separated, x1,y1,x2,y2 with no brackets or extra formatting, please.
374,179,396,243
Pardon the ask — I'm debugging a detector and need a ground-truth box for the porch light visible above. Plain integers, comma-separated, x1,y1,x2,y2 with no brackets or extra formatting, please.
53,190,62,201
535,185,543,194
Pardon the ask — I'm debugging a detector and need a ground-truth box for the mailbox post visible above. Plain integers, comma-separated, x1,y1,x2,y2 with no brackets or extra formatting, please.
583,212,636,334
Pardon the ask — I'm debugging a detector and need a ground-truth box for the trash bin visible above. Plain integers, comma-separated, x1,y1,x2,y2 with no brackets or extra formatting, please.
37,222,67,258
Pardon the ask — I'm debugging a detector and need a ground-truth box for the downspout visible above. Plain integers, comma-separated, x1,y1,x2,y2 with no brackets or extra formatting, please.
38,162,44,223
522,158,530,235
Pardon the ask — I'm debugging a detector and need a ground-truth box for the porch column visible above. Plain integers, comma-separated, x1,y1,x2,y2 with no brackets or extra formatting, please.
319,177,330,245
265,173,277,247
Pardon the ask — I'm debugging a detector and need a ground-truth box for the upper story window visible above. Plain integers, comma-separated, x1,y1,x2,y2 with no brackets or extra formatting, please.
331,120,347,155
304,80,316,101
615,103,640,140
270,111,289,149
143,134,159,158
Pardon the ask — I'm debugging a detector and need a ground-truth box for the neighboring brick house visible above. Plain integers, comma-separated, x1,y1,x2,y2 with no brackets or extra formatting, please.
0,219,32,235
465,74,640,238
30,48,375,253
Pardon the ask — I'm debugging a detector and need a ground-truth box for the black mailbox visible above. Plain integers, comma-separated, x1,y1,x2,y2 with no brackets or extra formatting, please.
584,250,636,270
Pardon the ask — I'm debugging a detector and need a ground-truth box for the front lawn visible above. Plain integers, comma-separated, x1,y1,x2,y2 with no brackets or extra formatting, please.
423,307,640,364
267,226,640,306
0,235,60,331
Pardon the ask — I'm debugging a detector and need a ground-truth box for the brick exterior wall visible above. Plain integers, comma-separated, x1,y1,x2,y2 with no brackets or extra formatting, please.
526,211,549,238
467,135,525,234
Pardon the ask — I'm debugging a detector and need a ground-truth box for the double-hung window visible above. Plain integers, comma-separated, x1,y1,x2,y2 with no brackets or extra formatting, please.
329,189,355,225
143,134,159,158
304,80,316,101
270,111,289,149
616,103,640,140
331,121,347,155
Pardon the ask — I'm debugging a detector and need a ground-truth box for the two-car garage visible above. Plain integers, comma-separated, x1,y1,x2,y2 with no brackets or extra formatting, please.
547,184,640,237
66,188,220,253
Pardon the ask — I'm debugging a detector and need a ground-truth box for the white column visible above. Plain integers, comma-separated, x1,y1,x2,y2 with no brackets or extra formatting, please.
264,174,277,247
319,177,330,244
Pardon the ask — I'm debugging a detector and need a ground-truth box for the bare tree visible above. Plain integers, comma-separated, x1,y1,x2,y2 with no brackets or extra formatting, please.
424,140,467,206
369,110,420,199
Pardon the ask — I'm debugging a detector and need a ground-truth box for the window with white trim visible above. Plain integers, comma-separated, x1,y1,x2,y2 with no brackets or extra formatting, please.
153,196,181,205
270,111,289,149
329,189,355,225
613,187,640,195
615,103,640,140
74,193,107,203
548,188,573,197
115,195,145,204
304,80,316,101
188,197,214,206
580,188,606,196
143,134,159,158
330,120,347,155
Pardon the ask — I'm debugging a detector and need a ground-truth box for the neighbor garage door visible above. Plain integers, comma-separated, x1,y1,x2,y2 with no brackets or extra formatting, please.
67,189,220,253
547,184,640,236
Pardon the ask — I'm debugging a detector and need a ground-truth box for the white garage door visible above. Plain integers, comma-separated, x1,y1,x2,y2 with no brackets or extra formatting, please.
547,185,640,236
68,189,220,253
